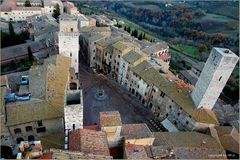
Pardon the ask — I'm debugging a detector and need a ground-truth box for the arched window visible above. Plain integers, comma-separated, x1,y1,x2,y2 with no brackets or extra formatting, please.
70,83,77,90
219,76,222,81
28,135,35,142
149,103,153,109
173,120,177,125
26,126,32,132
16,137,24,144
14,128,21,134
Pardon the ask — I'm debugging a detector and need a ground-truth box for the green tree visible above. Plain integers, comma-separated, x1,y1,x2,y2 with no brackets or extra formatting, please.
197,44,207,53
24,0,31,7
127,26,131,33
138,33,143,40
53,4,60,19
133,29,138,38
115,23,122,28
9,21,14,37
27,46,33,62
143,32,146,39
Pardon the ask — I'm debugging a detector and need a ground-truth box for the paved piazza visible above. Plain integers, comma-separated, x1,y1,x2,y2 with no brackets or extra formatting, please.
79,61,155,130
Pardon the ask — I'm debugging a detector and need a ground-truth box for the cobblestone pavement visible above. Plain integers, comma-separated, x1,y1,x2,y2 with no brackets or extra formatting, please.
79,60,157,131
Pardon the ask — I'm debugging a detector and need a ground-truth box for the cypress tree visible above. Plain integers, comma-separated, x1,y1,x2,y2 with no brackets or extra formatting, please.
9,21,14,37
53,4,60,19
27,46,33,62
25,0,31,7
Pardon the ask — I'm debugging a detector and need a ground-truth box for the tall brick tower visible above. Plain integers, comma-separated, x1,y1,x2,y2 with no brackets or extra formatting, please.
191,47,239,110
58,14,80,74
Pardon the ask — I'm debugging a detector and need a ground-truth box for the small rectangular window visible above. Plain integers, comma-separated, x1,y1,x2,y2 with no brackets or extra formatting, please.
219,76,222,81
26,126,33,132
36,127,46,133
14,128,21,134
160,91,165,98
37,120,43,127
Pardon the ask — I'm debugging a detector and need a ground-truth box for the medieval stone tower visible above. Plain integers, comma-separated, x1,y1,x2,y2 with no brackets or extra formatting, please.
59,14,80,74
191,47,239,110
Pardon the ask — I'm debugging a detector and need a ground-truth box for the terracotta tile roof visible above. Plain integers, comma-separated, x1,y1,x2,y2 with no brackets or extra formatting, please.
124,144,148,159
40,133,65,150
109,147,123,159
69,129,81,151
40,153,52,159
174,147,211,159
179,70,198,85
182,57,205,71
112,41,129,51
145,145,175,159
50,149,112,159
230,120,240,133
69,129,110,156
99,111,122,127
5,55,71,126
121,123,154,140
123,50,142,64
215,126,239,154
80,26,111,34
153,132,226,158
142,42,168,55
148,145,224,159
132,61,218,125
83,125,99,131
0,41,47,62
96,36,122,48
87,33,105,43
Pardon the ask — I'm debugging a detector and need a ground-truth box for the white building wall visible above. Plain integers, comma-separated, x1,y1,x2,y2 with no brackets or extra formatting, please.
64,104,83,130
118,58,128,85
59,16,79,73
0,10,42,21
137,79,148,96
58,33,79,73
89,43,97,68
191,48,239,110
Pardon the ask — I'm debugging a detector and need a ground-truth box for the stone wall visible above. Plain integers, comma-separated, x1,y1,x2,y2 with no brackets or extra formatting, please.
8,118,64,144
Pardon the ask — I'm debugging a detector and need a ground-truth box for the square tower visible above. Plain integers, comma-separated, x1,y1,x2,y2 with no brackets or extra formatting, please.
58,14,80,74
191,48,238,110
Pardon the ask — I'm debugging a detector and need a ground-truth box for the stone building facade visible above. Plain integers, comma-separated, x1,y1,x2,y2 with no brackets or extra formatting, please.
191,48,239,110
77,26,225,132
1,55,72,148
58,14,80,74
0,0,63,21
